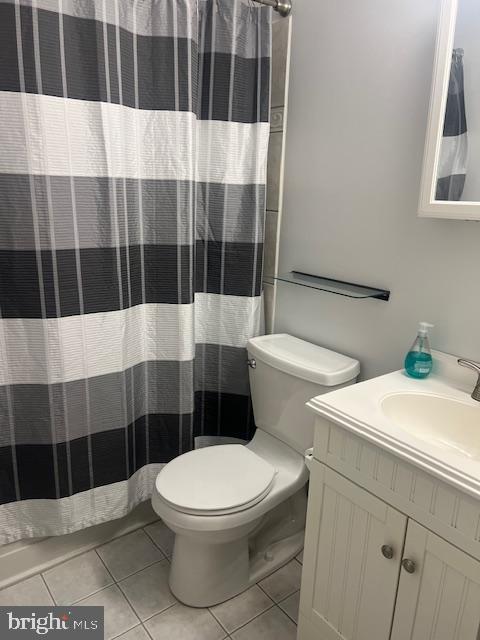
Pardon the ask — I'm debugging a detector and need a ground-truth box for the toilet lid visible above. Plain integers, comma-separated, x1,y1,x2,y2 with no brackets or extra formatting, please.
155,445,276,515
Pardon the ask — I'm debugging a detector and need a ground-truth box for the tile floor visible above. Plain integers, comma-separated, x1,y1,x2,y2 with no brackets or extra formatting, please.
0,520,303,640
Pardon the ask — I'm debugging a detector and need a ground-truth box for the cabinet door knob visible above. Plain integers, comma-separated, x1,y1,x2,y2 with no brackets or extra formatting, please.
381,545,394,559
401,558,417,574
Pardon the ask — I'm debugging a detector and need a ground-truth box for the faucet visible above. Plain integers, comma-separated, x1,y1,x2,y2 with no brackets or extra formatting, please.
458,359,480,402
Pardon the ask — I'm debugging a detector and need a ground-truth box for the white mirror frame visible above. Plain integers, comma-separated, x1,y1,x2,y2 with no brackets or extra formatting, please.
419,0,480,220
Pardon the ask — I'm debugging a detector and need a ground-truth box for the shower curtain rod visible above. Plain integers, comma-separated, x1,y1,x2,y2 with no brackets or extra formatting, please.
253,0,292,17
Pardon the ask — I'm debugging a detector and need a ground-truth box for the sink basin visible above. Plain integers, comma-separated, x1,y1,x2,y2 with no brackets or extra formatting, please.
382,393,480,460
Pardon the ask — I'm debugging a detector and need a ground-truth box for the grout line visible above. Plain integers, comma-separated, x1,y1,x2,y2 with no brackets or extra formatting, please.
224,602,277,635
280,610,297,624
208,579,280,635
113,585,142,629
142,622,153,640
142,622,155,640
142,526,171,559
256,578,299,606
255,582,276,605
141,601,178,625
140,582,279,636
110,621,141,640
69,581,117,607
277,588,300,604
208,607,230,635
95,545,167,585
216,599,278,636
40,574,57,605
94,548,120,583
255,581,272,599
277,589,300,624
41,557,116,608
94,526,154,555
281,610,298,625
117,576,177,624
115,558,169,584
275,601,298,626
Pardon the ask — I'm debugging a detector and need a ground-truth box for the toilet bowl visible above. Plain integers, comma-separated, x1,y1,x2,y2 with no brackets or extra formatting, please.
152,334,359,607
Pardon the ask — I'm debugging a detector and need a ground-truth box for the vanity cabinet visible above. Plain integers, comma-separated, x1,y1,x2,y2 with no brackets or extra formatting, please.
298,427,480,640
299,461,406,640
391,521,480,640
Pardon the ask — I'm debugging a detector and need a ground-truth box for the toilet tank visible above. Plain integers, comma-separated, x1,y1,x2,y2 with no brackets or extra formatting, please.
247,334,360,455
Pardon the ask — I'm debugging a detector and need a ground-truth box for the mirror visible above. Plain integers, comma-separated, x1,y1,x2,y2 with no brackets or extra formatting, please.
419,0,480,220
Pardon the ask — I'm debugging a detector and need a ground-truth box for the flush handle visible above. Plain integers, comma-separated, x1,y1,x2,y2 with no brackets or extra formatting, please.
247,358,256,369
381,545,394,560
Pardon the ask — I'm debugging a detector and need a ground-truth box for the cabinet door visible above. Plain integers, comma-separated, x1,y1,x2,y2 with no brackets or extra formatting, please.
298,461,407,640
391,520,480,640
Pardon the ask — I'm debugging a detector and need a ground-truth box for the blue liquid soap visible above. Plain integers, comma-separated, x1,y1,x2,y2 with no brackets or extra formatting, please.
404,322,434,379
404,349,433,379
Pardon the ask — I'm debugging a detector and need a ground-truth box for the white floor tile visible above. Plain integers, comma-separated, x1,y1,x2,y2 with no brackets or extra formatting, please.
114,625,150,640
231,606,296,640
296,549,304,564
43,550,113,605
144,520,175,557
278,591,300,624
76,584,139,640
0,575,54,606
118,560,176,621
145,602,226,640
210,585,273,633
97,530,164,581
258,560,302,603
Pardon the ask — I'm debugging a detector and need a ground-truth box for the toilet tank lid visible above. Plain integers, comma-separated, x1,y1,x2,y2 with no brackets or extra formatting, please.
247,334,360,386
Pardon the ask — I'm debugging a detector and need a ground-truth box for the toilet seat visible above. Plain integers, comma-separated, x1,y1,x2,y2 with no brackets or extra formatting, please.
155,445,277,516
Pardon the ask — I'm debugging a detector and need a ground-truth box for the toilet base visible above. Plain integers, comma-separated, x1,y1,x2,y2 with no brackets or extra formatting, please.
168,488,307,607
249,528,304,585
169,529,304,608
169,532,252,607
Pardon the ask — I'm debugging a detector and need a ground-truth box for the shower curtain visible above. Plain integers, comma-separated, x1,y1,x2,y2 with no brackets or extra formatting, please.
0,0,270,543
436,48,467,201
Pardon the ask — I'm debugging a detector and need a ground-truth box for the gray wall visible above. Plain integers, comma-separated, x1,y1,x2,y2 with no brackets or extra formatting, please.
275,0,480,380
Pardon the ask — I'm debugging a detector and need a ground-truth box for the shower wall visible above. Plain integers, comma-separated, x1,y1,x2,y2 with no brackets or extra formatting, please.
263,15,291,333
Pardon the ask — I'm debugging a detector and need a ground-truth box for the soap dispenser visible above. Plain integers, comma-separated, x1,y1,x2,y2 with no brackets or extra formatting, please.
404,322,434,379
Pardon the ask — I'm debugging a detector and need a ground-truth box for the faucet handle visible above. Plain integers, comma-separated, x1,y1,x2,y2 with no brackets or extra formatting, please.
458,358,480,375
458,359,480,402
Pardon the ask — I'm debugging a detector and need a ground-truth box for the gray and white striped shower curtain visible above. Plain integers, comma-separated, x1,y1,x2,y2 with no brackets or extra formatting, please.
436,48,467,201
0,0,270,542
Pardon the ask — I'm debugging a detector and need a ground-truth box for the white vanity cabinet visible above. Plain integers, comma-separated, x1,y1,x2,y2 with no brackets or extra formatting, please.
391,520,480,640
298,417,480,640
299,461,406,640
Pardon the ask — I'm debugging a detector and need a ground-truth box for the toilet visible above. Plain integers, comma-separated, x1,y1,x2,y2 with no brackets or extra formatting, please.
151,333,359,607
